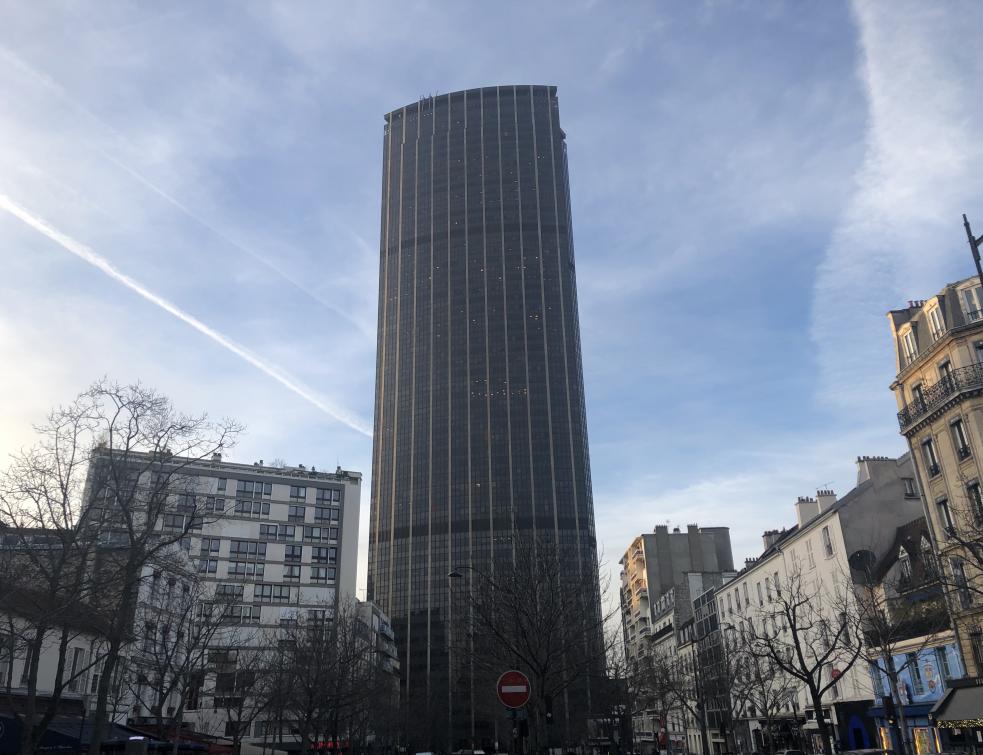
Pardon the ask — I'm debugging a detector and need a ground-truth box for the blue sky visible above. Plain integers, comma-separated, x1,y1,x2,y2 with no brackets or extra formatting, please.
2,0,983,597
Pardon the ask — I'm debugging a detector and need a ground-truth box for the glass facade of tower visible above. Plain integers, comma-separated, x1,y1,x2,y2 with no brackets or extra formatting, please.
368,85,599,747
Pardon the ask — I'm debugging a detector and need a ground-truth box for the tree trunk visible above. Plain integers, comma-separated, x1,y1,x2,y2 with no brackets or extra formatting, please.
30,625,73,755
885,657,910,755
20,625,46,755
808,688,833,755
88,634,124,755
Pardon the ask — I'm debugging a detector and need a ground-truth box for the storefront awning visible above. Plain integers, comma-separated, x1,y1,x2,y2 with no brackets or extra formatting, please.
930,682,983,729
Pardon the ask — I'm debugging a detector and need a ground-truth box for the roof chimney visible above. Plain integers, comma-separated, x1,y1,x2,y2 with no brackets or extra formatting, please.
211,452,222,462
795,496,819,527
762,529,783,550
816,489,837,512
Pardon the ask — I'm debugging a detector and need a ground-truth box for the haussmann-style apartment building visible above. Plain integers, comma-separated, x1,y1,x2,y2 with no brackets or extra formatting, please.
888,272,983,723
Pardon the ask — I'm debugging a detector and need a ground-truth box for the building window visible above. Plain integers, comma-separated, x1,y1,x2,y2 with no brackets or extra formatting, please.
951,558,972,609
260,524,279,540
912,382,926,409
234,499,270,517
903,478,918,498
215,584,244,600
962,286,983,321
937,498,955,536
217,478,227,492
235,480,270,499
774,571,781,596
229,540,266,559
765,577,773,601
928,307,945,340
310,566,335,582
756,582,764,606
734,589,742,611
902,330,918,364
906,652,925,695
970,628,983,673
200,538,221,555
67,648,86,692
316,488,341,504
821,526,834,558
254,584,291,603
935,647,953,681
939,360,953,382
742,582,749,606
196,559,217,574
283,565,301,581
969,482,983,523
898,546,912,582
285,545,303,562
227,561,264,579
922,438,941,477
952,418,972,460
311,546,337,564
806,539,816,568
289,486,307,501
304,527,333,543
288,505,306,522
869,662,885,697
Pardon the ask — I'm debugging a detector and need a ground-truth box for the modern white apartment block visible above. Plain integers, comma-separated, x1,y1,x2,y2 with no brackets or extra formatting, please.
86,449,362,745
132,451,361,625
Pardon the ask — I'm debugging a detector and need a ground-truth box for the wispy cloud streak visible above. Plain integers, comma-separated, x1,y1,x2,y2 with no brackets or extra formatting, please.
0,44,371,338
0,194,373,437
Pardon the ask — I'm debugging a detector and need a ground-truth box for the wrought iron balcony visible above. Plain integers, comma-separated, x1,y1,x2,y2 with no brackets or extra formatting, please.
897,363,983,431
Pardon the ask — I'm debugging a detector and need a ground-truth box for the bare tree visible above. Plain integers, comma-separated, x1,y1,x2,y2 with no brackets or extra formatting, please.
0,389,116,753
0,379,241,755
741,566,863,755
210,643,272,754
265,599,383,753
126,566,236,747
722,625,798,755
630,644,684,755
456,541,615,753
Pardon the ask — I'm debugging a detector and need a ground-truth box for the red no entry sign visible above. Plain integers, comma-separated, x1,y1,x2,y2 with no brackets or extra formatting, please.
497,670,531,708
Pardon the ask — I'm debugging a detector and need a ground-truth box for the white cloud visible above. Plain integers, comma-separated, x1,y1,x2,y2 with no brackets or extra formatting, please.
812,0,983,415
0,194,373,437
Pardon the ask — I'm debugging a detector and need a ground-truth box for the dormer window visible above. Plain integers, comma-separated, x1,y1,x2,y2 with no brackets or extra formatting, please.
929,307,945,340
902,330,918,365
898,546,912,582
963,285,983,322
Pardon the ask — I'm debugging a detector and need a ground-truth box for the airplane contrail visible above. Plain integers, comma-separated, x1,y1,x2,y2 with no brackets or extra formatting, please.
0,194,373,438
0,44,372,338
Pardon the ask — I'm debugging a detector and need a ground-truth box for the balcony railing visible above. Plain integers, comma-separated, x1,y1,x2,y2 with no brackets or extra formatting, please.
898,363,983,430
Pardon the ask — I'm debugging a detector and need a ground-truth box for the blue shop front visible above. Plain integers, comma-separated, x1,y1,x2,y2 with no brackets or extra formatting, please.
867,643,966,754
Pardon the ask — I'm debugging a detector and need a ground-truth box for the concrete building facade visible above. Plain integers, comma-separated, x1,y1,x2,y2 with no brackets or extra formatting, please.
619,525,735,754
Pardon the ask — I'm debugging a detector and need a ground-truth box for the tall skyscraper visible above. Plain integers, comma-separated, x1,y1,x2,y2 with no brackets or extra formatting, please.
368,85,600,748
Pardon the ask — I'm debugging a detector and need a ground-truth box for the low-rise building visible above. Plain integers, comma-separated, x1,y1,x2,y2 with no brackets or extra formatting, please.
861,517,967,753
723,455,924,754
